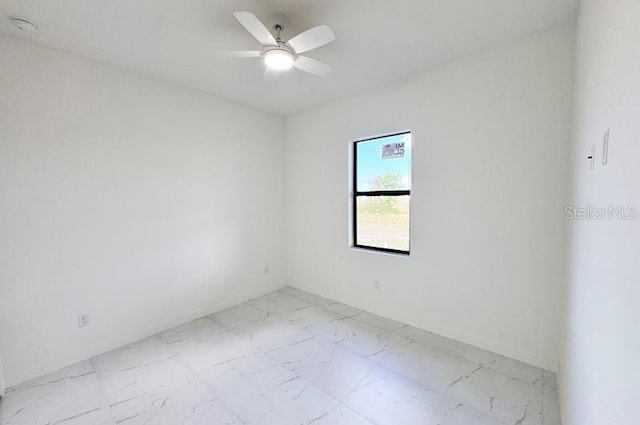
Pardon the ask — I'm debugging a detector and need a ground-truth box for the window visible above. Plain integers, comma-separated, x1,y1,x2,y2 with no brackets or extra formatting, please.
352,131,411,255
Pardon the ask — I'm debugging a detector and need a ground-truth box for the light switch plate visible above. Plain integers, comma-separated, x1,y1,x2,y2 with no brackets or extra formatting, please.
602,129,610,165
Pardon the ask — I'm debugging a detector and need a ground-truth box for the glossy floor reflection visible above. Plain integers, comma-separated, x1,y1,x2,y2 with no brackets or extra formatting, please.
0,287,561,425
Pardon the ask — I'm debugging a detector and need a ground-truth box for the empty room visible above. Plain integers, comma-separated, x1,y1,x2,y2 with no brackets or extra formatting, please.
0,0,637,424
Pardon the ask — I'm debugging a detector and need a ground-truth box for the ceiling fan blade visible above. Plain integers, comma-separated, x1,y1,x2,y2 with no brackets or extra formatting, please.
287,25,335,54
219,50,262,58
264,67,281,82
233,11,277,46
294,56,332,77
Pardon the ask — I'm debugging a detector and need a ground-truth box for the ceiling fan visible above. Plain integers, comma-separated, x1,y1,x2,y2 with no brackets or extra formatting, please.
224,11,335,79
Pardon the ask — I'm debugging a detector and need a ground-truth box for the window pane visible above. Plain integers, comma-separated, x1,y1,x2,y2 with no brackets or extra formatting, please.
356,195,410,252
356,133,411,192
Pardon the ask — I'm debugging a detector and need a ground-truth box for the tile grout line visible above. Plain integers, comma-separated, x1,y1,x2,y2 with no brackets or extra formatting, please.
88,357,116,424
429,355,467,425
161,321,250,424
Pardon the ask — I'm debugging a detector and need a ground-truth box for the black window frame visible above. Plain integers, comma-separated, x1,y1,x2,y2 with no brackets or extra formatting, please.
352,131,411,255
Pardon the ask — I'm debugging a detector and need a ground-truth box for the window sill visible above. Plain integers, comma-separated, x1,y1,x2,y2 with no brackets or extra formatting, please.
351,246,411,258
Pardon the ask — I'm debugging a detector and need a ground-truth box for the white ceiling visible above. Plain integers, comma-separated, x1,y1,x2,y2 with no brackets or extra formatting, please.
0,0,578,115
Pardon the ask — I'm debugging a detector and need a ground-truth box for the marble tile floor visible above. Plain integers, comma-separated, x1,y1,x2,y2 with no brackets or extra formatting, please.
0,287,561,425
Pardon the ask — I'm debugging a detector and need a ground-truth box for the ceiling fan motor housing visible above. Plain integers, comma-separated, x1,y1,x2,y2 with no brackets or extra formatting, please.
269,13,289,34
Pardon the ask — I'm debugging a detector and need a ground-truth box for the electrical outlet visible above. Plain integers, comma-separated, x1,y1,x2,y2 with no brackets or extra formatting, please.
264,265,270,274
373,280,381,291
77,314,90,328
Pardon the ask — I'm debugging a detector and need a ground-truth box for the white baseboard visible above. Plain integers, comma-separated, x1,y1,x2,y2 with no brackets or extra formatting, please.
287,283,556,371
5,282,287,388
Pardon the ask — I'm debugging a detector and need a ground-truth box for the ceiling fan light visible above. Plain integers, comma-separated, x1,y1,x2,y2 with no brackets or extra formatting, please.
263,49,294,70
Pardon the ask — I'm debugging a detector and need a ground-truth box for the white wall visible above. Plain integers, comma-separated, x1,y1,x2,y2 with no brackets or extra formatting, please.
286,26,575,370
0,37,287,387
560,1,640,424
